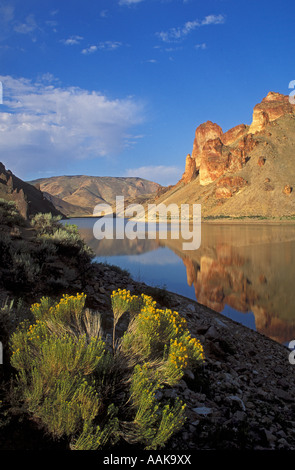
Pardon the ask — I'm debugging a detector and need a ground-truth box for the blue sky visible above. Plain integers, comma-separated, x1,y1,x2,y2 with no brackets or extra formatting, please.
0,0,294,186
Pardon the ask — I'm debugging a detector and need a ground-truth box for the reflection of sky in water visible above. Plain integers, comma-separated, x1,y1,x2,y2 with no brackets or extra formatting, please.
95,247,196,299
221,305,256,330
95,246,256,330
68,217,295,342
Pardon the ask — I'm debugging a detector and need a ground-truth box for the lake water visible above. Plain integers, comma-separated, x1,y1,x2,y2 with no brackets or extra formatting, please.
68,217,295,346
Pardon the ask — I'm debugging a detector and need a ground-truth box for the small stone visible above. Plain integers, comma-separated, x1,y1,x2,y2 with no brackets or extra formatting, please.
214,318,229,329
277,438,289,448
276,430,287,439
184,369,195,381
192,406,212,416
191,420,200,426
186,304,196,313
283,184,292,195
226,395,246,411
205,325,220,340
233,410,247,422
264,430,277,445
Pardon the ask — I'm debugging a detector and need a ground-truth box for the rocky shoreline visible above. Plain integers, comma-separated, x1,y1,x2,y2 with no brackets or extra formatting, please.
1,221,295,451
82,261,295,451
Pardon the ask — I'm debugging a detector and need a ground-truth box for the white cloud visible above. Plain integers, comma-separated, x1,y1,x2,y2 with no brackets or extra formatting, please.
195,43,207,50
98,41,122,50
125,165,182,186
82,41,122,54
13,13,38,34
201,14,225,26
81,45,98,54
61,35,83,46
0,75,145,177
157,14,225,43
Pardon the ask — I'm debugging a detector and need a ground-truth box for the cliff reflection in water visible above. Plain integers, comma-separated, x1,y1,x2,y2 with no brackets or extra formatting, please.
76,219,295,344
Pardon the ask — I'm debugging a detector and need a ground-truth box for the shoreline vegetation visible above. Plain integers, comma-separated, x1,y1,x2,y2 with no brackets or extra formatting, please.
1,200,295,451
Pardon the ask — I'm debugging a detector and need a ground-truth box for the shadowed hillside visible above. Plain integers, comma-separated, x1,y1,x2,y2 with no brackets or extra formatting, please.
0,162,63,220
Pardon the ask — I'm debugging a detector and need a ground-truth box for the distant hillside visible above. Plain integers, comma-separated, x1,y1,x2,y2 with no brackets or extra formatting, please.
147,92,295,220
0,162,63,219
30,175,162,217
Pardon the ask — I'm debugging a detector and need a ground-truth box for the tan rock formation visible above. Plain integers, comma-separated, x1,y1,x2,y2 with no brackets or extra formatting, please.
181,154,197,184
223,124,248,145
215,176,248,199
249,91,295,133
199,138,228,185
180,91,295,188
199,139,248,186
191,121,223,169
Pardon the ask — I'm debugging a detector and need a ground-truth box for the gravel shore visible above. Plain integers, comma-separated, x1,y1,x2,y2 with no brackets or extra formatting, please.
84,261,295,451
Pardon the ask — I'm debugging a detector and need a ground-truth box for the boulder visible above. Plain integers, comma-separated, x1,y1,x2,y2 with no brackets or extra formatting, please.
283,184,292,195
258,156,266,167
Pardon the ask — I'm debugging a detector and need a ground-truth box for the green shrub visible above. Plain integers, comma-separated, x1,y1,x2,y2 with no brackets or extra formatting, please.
40,225,94,260
31,212,62,235
10,290,205,450
128,363,186,449
10,295,114,447
0,199,26,227
119,292,205,385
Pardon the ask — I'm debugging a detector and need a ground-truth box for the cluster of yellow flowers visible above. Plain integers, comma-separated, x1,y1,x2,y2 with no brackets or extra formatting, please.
136,305,188,343
26,320,45,341
111,288,205,374
111,288,138,303
111,288,144,319
169,339,189,369
31,293,86,322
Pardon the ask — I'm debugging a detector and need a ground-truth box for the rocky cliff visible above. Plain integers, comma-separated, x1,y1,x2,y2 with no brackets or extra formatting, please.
0,162,63,220
159,92,295,219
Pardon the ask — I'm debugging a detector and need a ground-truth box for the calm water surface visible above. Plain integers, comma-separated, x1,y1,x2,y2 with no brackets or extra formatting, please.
68,218,295,345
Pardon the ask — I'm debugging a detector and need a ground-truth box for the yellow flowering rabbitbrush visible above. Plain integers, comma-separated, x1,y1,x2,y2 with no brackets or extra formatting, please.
10,289,205,451
116,288,205,385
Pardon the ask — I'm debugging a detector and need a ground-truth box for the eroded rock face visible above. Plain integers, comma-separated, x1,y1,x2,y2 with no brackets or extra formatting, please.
181,92,295,187
181,154,197,184
222,124,248,146
199,138,228,185
185,117,256,186
191,121,223,169
199,140,248,186
249,92,295,133
215,176,248,199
